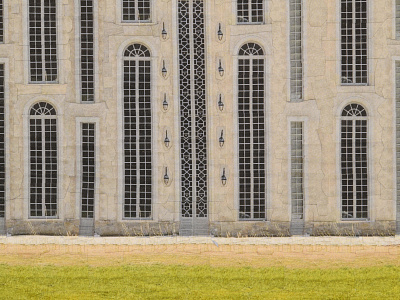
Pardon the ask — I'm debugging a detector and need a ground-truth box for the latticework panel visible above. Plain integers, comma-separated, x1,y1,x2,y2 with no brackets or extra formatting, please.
178,0,207,218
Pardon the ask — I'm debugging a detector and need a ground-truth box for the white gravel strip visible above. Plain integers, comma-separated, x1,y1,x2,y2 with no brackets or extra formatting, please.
0,235,400,246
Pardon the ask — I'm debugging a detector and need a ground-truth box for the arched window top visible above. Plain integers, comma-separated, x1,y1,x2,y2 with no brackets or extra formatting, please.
238,43,264,56
341,103,367,117
30,102,56,116
124,44,151,57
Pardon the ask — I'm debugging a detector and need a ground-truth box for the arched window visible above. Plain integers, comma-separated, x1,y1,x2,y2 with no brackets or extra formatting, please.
29,102,58,218
341,103,368,220
238,43,266,220
123,43,152,219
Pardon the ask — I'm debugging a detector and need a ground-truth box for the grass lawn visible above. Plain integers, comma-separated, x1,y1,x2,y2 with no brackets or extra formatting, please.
0,264,399,299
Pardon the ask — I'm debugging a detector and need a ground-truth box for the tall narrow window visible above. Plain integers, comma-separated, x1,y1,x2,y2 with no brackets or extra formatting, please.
289,0,303,101
81,123,95,218
28,0,58,83
29,102,57,218
238,43,266,220
122,0,151,22
396,61,400,233
341,103,368,220
237,0,264,24
341,0,367,85
290,121,304,220
80,0,95,102
397,0,400,39
0,0,4,43
123,44,152,219
0,64,5,218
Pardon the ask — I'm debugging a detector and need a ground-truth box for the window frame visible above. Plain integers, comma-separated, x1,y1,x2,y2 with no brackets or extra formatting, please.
78,0,96,103
121,0,152,23
122,43,153,220
289,0,303,101
28,102,58,219
236,0,265,25
236,42,267,221
339,103,369,221
27,0,59,84
340,0,368,86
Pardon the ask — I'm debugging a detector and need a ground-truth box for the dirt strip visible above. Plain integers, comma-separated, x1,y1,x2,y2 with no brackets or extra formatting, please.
0,243,399,268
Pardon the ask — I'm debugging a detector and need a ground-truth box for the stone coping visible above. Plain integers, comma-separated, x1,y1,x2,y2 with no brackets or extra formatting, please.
0,236,400,246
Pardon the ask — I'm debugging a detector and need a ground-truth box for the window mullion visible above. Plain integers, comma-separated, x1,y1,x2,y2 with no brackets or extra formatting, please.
135,0,138,21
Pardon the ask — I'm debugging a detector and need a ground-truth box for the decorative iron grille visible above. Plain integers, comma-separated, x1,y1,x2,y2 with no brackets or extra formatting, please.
178,0,207,218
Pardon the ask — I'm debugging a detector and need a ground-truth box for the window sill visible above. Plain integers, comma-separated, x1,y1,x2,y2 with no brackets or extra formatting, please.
337,85,375,94
120,21,153,26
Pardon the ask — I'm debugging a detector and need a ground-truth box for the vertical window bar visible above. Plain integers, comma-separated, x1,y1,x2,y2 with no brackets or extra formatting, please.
80,0,94,102
122,0,150,22
289,0,303,101
81,123,95,218
237,0,264,24
0,64,5,217
290,122,304,220
0,0,4,43
28,0,58,83
341,0,367,85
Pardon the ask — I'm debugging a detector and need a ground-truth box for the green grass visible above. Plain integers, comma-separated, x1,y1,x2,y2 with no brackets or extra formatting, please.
0,265,399,299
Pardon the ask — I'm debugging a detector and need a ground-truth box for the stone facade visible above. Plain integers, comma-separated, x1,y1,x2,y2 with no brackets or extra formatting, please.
0,0,398,236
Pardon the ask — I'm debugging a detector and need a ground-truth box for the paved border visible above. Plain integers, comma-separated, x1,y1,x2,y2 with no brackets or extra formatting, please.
0,236,400,246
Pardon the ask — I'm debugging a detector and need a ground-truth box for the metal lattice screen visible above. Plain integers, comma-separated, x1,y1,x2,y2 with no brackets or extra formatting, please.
178,0,208,219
